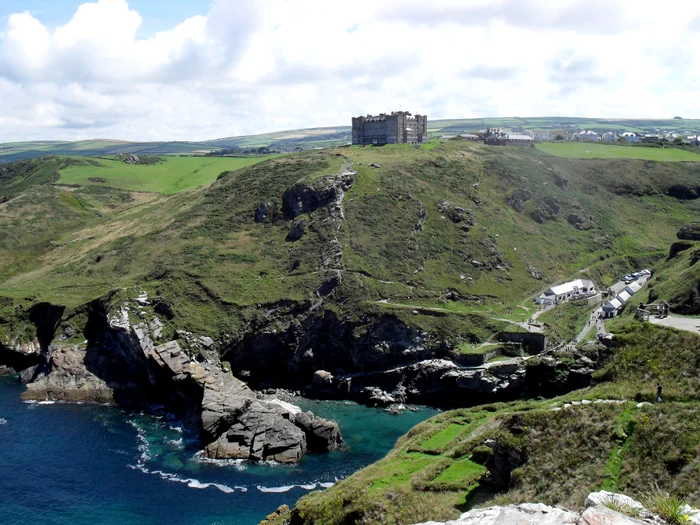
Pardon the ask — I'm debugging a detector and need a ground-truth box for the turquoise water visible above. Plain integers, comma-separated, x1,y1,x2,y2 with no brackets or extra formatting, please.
0,375,436,524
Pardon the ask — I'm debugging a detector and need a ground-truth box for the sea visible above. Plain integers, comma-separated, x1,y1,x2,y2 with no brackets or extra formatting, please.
0,374,437,525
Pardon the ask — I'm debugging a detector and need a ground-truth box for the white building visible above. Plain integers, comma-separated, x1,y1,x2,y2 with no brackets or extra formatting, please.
624,282,642,295
579,130,600,142
523,130,535,139
602,132,618,142
602,298,623,318
621,132,640,143
535,279,597,306
616,290,632,304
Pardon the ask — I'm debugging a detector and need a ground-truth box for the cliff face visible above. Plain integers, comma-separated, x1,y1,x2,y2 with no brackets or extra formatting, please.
14,297,342,464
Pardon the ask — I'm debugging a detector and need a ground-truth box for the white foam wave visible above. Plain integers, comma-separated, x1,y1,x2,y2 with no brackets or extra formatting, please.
192,451,248,470
151,470,239,494
167,437,183,448
257,482,330,493
169,425,183,434
257,485,295,493
0,418,7,425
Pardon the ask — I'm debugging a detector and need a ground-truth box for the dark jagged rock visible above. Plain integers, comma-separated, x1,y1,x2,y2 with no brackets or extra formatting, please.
567,213,584,225
255,202,270,223
281,172,355,219
293,410,343,452
286,220,307,241
0,339,42,372
677,222,700,241
668,184,700,200
20,300,342,464
553,173,569,189
669,241,694,259
506,188,532,211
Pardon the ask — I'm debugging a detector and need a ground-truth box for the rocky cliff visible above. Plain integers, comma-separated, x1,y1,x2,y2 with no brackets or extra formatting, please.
14,297,342,464
414,491,700,525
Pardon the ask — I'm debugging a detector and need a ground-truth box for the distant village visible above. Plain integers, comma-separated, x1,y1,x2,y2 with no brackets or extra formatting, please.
440,126,700,147
351,111,700,148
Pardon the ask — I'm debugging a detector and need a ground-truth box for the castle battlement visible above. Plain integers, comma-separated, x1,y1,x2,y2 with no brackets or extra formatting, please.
352,111,428,145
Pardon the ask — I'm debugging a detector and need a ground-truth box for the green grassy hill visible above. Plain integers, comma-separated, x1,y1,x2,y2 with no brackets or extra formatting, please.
267,323,700,525
3,137,700,525
1,140,698,328
3,116,699,162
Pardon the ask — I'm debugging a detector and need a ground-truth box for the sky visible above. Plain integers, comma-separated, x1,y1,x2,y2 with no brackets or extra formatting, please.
1,0,700,142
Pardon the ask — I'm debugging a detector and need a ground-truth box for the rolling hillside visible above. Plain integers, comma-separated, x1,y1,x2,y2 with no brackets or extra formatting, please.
2,116,699,162
2,137,700,525
1,140,698,340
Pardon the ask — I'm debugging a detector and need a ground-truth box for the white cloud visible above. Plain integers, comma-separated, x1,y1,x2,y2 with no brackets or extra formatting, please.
0,0,700,142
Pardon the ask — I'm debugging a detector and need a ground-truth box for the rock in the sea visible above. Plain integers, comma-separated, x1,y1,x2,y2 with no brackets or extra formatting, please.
294,410,343,452
19,301,342,465
23,345,114,403
204,400,307,463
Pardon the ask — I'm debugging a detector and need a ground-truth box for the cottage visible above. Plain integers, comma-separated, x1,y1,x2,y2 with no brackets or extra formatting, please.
602,298,623,318
484,130,534,146
621,132,640,143
602,132,618,142
623,282,642,295
578,130,600,142
615,290,632,304
535,279,597,306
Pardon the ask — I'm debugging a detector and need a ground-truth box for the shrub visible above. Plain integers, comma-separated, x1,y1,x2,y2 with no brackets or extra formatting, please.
641,485,690,525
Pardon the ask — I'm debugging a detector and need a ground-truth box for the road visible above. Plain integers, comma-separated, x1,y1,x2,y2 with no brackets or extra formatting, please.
649,314,700,334
574,274,650,343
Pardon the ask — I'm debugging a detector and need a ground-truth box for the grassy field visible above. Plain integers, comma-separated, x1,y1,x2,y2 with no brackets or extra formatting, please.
536,142,700,161
269,324,700,525
56,155,278,193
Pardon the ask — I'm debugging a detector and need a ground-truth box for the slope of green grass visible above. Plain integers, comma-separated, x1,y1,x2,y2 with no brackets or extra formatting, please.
56,155,278,193
268,324,700,525
1,141,699,339
536,142,700,161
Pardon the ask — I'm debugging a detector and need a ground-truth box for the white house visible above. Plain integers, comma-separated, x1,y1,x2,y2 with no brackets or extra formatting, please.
523,130,535,139
621,132,640,143
535,279,597,306
615,290,632,304
579,130,600,142
624,282,642,295
602,298,623,318
602,132,618,142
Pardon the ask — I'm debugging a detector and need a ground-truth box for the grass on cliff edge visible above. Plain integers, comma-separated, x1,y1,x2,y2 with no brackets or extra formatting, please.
266,323,700,525
55,155,279,194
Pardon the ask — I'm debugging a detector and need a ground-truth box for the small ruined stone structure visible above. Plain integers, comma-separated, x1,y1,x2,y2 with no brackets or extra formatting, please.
352,111,428,145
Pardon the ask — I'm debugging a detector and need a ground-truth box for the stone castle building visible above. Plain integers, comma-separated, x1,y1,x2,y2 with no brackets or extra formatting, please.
352,111,428,145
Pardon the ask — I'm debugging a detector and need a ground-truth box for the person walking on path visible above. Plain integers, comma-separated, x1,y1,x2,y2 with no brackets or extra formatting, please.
656,383,663,403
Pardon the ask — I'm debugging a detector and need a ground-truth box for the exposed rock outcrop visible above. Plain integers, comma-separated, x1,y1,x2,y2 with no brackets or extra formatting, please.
506,188,532,211
667,184,700,200
20,301,342,464
282,172,355,219
414,491,700,525
677,223,700,241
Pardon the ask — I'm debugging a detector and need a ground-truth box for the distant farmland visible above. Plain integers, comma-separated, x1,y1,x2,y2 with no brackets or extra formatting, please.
535,142,700,162
56,155,279,194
